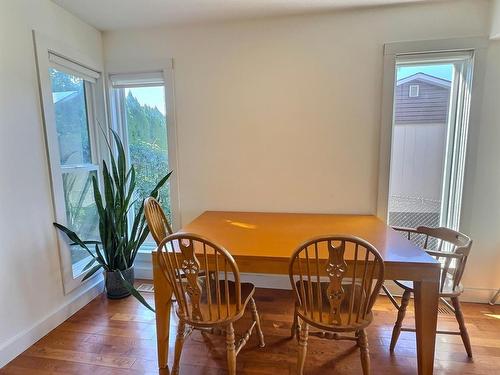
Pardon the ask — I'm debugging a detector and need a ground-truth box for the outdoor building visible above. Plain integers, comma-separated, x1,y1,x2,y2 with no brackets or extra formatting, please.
389,73,452,228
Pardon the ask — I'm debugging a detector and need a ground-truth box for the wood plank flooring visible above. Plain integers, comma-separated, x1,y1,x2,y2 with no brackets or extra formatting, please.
1,286,499,374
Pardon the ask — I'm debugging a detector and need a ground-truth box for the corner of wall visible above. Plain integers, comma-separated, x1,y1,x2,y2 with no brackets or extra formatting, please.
0,277,104,368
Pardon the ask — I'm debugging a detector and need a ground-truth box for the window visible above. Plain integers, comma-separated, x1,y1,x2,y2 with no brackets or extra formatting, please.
387,51,475,230
110,72,175,246
409,84,420,97
34,32,104,293
50,68,100,267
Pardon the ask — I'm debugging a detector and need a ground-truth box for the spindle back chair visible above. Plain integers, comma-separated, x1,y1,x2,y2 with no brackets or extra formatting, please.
393,226,472,294
144,197,173,245
383,226,473,357
289,235,385,375
157,233,265,375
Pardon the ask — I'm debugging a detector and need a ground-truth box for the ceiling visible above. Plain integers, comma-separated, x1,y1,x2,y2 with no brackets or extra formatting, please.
52,0,437,31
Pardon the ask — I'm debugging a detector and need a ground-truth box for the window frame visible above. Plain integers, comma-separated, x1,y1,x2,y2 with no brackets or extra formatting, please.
408,84,420,97
34,31,106,293
377,37,488,229
107,61,181,251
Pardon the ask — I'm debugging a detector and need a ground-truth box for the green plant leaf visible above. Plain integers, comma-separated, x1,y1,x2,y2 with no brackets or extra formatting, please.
150,170,173,197
102,161,115,210
82,258,98,272
82,264,103,282
118,271,155,312
110,151,121,194
129,201,144,243
114,236,128,265
93,244,108,270
130,224,149,265
111,128,126,186
69,240,101,246
53,223,90,251
124,167,136,210
97,121,113,153
91,175,105,221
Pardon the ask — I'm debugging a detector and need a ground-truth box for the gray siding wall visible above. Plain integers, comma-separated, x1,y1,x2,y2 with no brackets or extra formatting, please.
395,79,451,124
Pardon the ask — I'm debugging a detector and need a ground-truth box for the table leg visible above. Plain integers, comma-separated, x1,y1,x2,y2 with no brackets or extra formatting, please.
413,279,439,375
153,253,173,371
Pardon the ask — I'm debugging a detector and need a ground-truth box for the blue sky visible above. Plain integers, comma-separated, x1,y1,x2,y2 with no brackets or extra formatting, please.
397,64,453,81
125,86,166,115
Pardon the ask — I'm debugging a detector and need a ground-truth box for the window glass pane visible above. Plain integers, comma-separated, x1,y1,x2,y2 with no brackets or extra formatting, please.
62,170,99,270
388,63,454,228
50,68,92,165
124,86,172,225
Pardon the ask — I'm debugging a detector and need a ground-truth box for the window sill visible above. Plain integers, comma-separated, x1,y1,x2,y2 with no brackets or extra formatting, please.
138,243,157,254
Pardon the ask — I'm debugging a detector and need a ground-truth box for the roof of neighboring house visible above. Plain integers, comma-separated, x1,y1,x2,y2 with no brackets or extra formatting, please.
52,91,78,104
397,72,451,89
394,73,451,125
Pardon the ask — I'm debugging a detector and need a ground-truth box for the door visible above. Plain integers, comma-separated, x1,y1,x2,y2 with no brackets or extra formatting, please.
387,51,474,230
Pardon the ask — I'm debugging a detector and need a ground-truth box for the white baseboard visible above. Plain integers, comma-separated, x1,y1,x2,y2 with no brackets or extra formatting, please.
0,276,104,368
379,280,499,304
136,264,499,305
460,287,500,304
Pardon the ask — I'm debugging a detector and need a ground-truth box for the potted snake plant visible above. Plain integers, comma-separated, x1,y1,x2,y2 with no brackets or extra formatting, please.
54,129,171,311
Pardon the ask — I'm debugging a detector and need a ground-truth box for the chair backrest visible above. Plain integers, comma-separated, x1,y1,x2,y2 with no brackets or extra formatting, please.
144,197,173,245
157,232,243,325
393,226,472,291
289,235,385,329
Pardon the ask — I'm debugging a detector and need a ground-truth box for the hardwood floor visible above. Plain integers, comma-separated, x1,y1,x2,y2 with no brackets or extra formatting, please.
1,286,499,374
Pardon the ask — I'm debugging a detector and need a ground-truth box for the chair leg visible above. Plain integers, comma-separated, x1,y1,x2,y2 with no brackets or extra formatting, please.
226,323,237,375
357,329,370,375
291,304,298,339
297,319,309,375
390,289,412,352
451,296,473,358
250,297,265,347
172,320,186,375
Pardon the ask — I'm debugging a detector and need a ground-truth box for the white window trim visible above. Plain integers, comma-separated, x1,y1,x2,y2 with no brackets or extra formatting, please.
33,31,107,294
49,52,100,82
107,59,182,238
377,37,488,225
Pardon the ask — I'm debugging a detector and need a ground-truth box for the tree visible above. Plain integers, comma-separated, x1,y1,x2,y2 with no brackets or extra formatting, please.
125,91,172,222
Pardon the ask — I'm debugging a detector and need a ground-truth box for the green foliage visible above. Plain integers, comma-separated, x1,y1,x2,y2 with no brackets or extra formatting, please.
50,68,91,164
125,91,171,222
50,68,81,92
54,128,172,311
126,91,167,149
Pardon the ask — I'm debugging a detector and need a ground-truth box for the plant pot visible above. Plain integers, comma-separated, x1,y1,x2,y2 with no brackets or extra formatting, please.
105,266,134,299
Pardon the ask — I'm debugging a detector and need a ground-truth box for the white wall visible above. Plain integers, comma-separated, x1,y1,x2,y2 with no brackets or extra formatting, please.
491,0,500,39
460,40,500,294
104,0,489,223
104,0,498,297
0,0,104,366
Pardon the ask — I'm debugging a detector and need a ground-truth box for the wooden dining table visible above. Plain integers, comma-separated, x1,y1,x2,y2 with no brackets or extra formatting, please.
152,211,441,375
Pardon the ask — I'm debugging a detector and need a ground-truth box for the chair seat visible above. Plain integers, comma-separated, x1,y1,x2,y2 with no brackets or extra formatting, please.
295,280,373,330
177,277,255,324
394,277,464,297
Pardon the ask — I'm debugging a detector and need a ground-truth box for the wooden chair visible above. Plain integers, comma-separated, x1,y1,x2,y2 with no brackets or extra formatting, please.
144,196,173,245
289,235,385,375
157,233,265,375
382,226,473,357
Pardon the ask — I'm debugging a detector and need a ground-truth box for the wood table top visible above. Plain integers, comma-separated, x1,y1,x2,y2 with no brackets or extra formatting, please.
181,211,438,267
